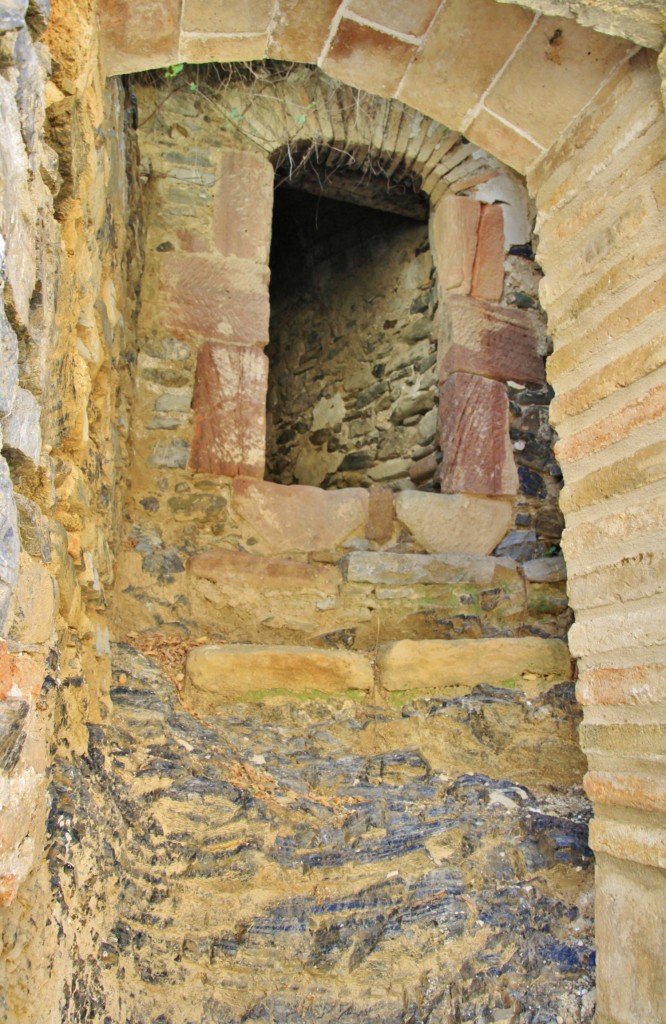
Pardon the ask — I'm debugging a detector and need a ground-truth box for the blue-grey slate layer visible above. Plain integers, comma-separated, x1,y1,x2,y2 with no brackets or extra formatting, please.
48,643,595,1023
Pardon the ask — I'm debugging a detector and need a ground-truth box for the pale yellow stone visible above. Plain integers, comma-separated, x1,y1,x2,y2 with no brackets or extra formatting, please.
185,644,373,708
8,554,56,646
394,491,513,555
377,637,572,694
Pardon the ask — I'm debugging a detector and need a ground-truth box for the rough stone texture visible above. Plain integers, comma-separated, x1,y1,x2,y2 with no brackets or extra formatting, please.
438,295,545,385
3,387,41,465
430,197,505,301
189,342,268,478
231,478,369,555
394,490,514,555
186,644,374,707
213,149,274,263
342,550,517,587
438,373,519,496
378,637,573,695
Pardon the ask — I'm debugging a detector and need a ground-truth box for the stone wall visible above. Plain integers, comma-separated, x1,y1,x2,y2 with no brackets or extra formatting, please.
266,195,439,490
527,48,666,1024
0,1,144,1018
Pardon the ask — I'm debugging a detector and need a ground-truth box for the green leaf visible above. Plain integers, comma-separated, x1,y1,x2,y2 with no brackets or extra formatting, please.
164,62,184,78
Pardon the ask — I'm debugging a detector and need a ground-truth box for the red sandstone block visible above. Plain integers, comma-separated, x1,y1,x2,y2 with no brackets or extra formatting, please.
159,253,270,345
0,642,42,702
438,372,518,496
322,19,418,99
471,203,505,301
366,486,394,544
438,294,545,384
189,342,268,478
213,150,274,263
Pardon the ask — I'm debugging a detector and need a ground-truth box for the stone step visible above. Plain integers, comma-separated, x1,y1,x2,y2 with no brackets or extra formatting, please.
185,637,572,711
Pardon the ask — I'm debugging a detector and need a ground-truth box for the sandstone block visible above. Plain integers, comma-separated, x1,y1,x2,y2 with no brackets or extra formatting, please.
343,551,518,587
395,490,513,555
399,0,534,132
346,0,441,38
377,637,572,695
189,342,268,478
182,0,273,33
232,478,369,555
365,486,394,544
471,204,505,300
268,0,341,62
98,0,181,75
484,16,634,151
465,108,543,175
185,644,373,708
188,550,341,592
322,19,418,99
213,150,273,263
438,373,518,496
438,295,544,384
430,196,480,295
159,253,270,345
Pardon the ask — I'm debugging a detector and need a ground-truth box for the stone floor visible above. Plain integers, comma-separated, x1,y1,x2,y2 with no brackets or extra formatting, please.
48,643,595,1023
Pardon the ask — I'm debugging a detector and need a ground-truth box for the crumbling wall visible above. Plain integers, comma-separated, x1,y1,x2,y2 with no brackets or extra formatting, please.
0,1,144,1018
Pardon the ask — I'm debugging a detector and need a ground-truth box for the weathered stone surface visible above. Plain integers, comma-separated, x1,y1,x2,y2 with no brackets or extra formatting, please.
186,644,373,707
471,203,505,300
159,252,270,345
213,150,273,263
188,550,342,591
438,295,545,384
495,529,540,563
268,0,341,62
430,195,480,296
395,490,513,555
399,0,534,132
346,0,441,37
99,0,180,74
0,699,28,774
8,552,55,645
4,386,41,464
322,18,418,99
378,637,572,694
182,0,273,33
232,478,369,555
343,551,518,587
0,308,19,419
465,108,544,174
524,554,567,583
14,493,51,562
484,16,634,150
0,457,19,631
147,439,189,468
189,342,268,478
0,0,27,32
439,373,518,496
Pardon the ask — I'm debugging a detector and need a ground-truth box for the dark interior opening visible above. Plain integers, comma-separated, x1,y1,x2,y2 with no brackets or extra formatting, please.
265,180,440,491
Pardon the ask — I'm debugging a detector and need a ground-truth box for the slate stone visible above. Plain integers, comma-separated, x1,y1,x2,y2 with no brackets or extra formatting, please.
147,439,190,468
495,529,539,563
0,0,27,33
0,698,28,772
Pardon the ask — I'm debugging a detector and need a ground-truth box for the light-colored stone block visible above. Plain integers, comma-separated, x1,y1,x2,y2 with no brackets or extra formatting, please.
322,18,418,99
186,644,373,708
343,550,518,587
395,490,513,555
430,196,480,295
232,478,369,555
213,150,274,264
182,0,273,33
188,550,341,592
268,0,341,62
99,0,181,74
346,0,441,39
377,637,572,694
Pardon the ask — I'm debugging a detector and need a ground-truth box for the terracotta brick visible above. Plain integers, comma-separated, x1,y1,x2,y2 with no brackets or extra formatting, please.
346,0,441,38
398,0,534,132
430,196,480,296
159,253,269,345
438,373,518,496
268,0,341,63
471,204,505,301
98,0,181,75
189,342,268,478
465,109,544,175
322,19,418,100
485,17,634,151
182,0,273,33
213,150,274,264
438,295,545,385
